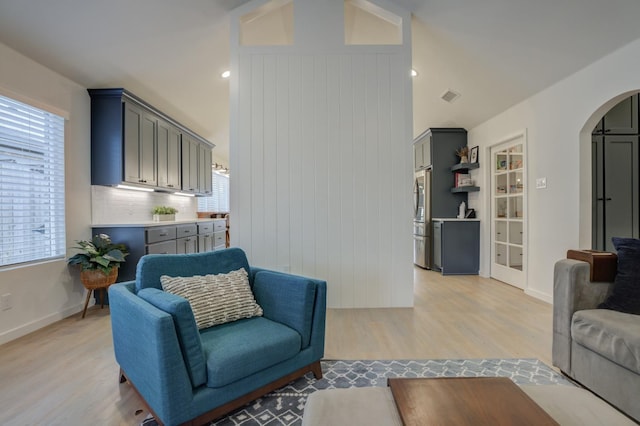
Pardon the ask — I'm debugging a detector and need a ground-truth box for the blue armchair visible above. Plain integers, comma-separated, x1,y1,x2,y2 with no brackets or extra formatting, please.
109,248,326,426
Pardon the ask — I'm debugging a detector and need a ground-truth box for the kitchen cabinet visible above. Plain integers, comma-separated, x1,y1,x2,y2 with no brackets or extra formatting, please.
88,88,214,195
592,135,639,251
182,135,213,195
123,101,157,186
593,94,638,135
414,128,469,219
414,136,431,170
176,224,198,254
432,219,480,275
92,221,221,282
157,120,182,190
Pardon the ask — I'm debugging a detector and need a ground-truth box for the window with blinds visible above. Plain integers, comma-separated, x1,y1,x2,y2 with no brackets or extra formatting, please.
197,171,230,213
0,94,66,267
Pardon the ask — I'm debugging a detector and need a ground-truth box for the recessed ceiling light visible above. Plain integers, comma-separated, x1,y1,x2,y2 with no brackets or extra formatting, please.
411,69,418,77
221,70,231,79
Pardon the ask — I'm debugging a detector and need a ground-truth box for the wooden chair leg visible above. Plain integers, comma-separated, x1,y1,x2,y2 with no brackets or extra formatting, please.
311,360,323,379
81,289,92,319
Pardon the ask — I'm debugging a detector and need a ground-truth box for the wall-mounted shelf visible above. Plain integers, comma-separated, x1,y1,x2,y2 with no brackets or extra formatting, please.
451,186,480,193
451,162,480,172
451,162,480,192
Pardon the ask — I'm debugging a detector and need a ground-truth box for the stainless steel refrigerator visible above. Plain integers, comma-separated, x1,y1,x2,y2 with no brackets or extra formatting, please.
413,169,431,268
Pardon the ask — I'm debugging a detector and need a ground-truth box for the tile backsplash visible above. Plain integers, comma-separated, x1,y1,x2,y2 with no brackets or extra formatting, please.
91,185,198,224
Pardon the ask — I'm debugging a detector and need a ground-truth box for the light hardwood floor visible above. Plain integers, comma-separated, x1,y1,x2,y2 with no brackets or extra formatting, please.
0,268,553,425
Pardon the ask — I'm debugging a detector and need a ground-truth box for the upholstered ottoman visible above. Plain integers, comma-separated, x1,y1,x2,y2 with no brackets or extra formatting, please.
302,385,636,425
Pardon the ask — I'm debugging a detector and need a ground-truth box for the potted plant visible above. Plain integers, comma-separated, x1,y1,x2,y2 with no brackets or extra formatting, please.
67,234,129,317
153,206,178,221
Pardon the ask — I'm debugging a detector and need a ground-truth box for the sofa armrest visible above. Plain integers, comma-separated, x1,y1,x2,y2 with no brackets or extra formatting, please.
552,259,613,372
250,268,326,357
108,282,195,424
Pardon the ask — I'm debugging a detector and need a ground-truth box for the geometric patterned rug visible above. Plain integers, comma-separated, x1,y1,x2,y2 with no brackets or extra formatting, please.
142,358,573,426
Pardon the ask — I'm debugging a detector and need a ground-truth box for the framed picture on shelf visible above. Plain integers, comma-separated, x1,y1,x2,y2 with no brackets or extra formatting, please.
470,146,479,163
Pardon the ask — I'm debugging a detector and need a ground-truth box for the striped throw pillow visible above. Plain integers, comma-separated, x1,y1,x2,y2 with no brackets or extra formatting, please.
160,268,263,329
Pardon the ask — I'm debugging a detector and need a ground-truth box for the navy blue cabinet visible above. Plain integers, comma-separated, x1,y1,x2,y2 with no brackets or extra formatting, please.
432,219,480,275
88,88,214,195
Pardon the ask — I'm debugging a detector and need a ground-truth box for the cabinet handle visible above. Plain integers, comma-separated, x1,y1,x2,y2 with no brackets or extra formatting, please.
159,233,168,236
168,184,174,188
604,129,611,133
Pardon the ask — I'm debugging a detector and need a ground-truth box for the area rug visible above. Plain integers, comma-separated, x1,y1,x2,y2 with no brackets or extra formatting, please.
142,358,572,426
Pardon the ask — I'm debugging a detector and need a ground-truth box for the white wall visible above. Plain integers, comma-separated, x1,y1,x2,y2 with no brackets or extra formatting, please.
0,42,91,344
230,0,414,308
468,37,640,302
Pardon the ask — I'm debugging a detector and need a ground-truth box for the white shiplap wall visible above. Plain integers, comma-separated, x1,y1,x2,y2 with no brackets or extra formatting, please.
230,0,413,308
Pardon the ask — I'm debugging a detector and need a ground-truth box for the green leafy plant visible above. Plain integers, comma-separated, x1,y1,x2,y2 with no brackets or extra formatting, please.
153,206,178,215
67,234,129,274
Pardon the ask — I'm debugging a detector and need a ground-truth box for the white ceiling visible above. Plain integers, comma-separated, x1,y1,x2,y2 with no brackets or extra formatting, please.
1,0,640,165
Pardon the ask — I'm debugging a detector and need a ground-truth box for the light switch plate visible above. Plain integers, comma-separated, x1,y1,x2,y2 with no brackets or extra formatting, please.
536,177,547,189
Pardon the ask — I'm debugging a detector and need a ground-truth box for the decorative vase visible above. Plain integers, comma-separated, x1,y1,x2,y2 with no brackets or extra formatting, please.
459,155,468,164
80,268,119,318
153,214,175,222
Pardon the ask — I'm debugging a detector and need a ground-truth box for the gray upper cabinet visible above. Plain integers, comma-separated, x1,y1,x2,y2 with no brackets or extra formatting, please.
182,135,199,193
199,143,213,195
413,133,431,170
594,94,638,135
182,135,213,195
157,120,182,190
88,88,214,195
121,100,158,187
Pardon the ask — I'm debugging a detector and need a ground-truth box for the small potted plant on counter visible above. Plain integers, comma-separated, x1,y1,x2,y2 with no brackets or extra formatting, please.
67,234,129,318
153,206,178,222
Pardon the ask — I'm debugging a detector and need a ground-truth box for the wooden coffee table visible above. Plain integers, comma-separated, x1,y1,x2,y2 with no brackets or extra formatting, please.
388,377,559,425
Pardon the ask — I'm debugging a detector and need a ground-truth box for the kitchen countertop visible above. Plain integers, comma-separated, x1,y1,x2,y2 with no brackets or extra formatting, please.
92,218,222,228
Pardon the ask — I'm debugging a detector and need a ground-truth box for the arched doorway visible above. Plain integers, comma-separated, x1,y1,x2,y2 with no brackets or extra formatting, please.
579,90,640,251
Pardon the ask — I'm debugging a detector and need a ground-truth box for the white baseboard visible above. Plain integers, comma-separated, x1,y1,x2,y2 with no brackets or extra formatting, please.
525,287,553,304
0,303,85,346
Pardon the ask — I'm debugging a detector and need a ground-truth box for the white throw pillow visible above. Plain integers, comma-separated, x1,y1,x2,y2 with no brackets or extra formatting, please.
160,268,263,329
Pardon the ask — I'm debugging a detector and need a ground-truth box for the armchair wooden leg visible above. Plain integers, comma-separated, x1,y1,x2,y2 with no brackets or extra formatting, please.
311,360,323,379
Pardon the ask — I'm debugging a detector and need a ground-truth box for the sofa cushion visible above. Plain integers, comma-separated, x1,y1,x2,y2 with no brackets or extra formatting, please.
200,316,301,388
137,288,207,387
160,268,263,330
253,271,316,348
136,248,251,291
599,237,640,314
571,309,640,375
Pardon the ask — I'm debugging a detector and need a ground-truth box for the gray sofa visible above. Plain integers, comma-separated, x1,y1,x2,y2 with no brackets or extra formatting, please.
553,259,640,422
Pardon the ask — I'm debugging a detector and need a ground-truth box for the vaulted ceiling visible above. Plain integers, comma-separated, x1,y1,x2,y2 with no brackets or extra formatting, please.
1,0,640,165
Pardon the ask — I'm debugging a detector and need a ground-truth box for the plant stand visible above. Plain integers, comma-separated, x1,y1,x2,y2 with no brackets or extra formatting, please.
80,268,118,318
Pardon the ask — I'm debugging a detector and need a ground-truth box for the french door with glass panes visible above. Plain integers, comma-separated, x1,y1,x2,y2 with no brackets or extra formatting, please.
491,136,526,289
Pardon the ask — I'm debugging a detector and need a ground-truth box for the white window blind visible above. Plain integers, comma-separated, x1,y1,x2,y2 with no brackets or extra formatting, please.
198,171,230,213
0,94,66,267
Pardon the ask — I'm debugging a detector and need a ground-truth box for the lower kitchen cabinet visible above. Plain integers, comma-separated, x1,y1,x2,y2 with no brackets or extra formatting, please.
432,219,480,275
92,221,220,282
